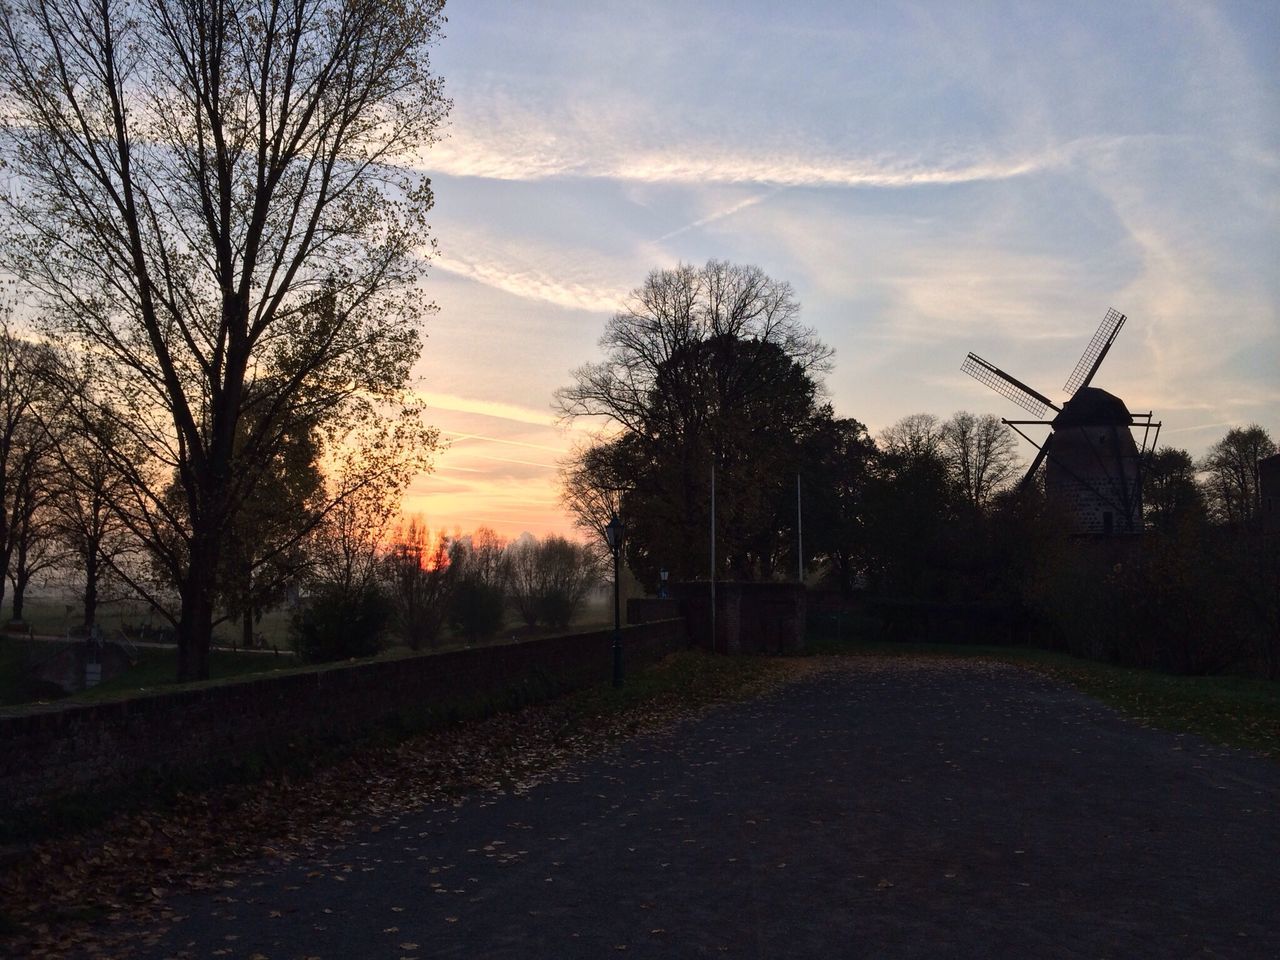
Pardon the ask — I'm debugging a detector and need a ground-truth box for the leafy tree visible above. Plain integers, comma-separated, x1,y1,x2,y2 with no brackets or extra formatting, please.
799,416,876,593
1142,446,1206,532
0,0,449,679
558,261,833,585
864,416,959,598
1201,425,1276,529
289,581,392,664
939,411,1021,509
219,403,325,649
560,442,630,548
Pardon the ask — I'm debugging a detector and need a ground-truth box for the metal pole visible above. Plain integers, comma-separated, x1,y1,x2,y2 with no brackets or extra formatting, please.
611,542,622,687
710,462,716,654
796,472,803,583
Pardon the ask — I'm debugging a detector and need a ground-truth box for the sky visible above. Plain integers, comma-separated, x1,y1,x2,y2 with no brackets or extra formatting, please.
405,0,1280,541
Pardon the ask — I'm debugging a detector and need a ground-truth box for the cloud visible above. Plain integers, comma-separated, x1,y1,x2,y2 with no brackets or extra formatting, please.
431,253,624,313
442,430,568,456
419,391,560,428
425,127,1069,189
657,190,780,241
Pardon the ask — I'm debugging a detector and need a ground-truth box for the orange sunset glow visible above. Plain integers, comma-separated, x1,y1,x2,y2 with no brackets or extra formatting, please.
402,391,594,540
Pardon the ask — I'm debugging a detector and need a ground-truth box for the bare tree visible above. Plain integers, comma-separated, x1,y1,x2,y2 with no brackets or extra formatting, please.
0,0,449,678
1201,425,1277,529
559,439,632,550
557,260,831,435
877,413,945,465
7,419,66,623
383,515,456,650
506,535,545,628
940,411,1021,509
46,405,139,632
536,536,601,630
308,459,402,605
0,313,62,619
505,534,601,629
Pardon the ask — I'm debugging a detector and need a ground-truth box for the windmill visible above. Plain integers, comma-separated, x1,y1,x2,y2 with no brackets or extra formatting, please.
961,308,1160,536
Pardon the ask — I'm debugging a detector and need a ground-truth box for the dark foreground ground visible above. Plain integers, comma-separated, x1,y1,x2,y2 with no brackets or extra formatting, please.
124,658,1278,959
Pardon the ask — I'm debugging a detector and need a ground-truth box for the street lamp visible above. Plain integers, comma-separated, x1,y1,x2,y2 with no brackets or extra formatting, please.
659,567,669,599
604,512,624,688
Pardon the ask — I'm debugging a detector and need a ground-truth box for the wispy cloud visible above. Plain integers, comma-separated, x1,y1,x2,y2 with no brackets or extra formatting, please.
657,190,780,241
425,129,1069,189
431,253,624,313
442,430,568,455
419,391,559,428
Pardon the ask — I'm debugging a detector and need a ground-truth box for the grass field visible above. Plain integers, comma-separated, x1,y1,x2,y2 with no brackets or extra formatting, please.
0,637,299,708
809,634,1280,757
0,590,619,710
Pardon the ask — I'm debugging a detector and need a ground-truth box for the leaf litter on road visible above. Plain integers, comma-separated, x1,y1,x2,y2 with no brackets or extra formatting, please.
0,651,813,958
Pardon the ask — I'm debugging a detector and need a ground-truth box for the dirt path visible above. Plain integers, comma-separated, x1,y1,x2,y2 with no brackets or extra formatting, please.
111,658,1280,958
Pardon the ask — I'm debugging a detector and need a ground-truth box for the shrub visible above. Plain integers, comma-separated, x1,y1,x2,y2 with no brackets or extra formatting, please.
448,577,505,642
290,582,393,663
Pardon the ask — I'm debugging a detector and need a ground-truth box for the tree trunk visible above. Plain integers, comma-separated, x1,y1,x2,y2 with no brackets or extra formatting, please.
177,587,213,681
11,537,27,622
12,570,27,622
242,605,254,650
0,543,10,619
83,549,99,630
177,528,219,680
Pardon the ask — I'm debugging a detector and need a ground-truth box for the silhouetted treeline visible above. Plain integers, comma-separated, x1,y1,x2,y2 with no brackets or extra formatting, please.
292,522,602,663
837,419,1279,679
555,260,1278,679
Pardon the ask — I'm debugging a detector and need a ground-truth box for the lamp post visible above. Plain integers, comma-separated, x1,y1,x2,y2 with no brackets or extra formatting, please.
604,512,624,688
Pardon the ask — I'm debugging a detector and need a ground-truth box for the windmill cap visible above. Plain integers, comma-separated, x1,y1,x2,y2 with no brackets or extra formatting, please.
1053,386,1134,427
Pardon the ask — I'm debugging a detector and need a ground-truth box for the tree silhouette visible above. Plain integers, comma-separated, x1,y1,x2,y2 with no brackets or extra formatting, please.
558,261,834,584
1201,425,1276,529
0,0,448,678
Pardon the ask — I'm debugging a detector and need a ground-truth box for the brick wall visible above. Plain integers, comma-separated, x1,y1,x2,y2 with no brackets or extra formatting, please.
670,582,806,654
0,619,686,812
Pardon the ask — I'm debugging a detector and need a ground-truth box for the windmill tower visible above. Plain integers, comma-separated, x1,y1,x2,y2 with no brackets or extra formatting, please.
962,309,1161,536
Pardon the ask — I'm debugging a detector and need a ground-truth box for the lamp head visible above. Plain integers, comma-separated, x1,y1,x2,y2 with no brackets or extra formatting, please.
604,512,624,550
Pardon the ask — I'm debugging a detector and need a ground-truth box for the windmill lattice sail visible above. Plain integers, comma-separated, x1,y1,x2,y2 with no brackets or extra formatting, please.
961,353,1052,418
1063,308,1126,396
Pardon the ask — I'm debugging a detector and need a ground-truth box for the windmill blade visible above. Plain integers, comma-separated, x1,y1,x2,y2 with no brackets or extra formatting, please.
1019,432,1054,489
961,353,1059,418
1063,308,1126,395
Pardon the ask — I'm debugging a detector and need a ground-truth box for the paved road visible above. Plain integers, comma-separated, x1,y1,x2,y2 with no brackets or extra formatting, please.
129,658,1279,959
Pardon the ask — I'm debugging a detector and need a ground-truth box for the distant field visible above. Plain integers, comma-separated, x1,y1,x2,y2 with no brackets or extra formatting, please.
1,593,294,647
0,588,620,709
7,585,617,646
